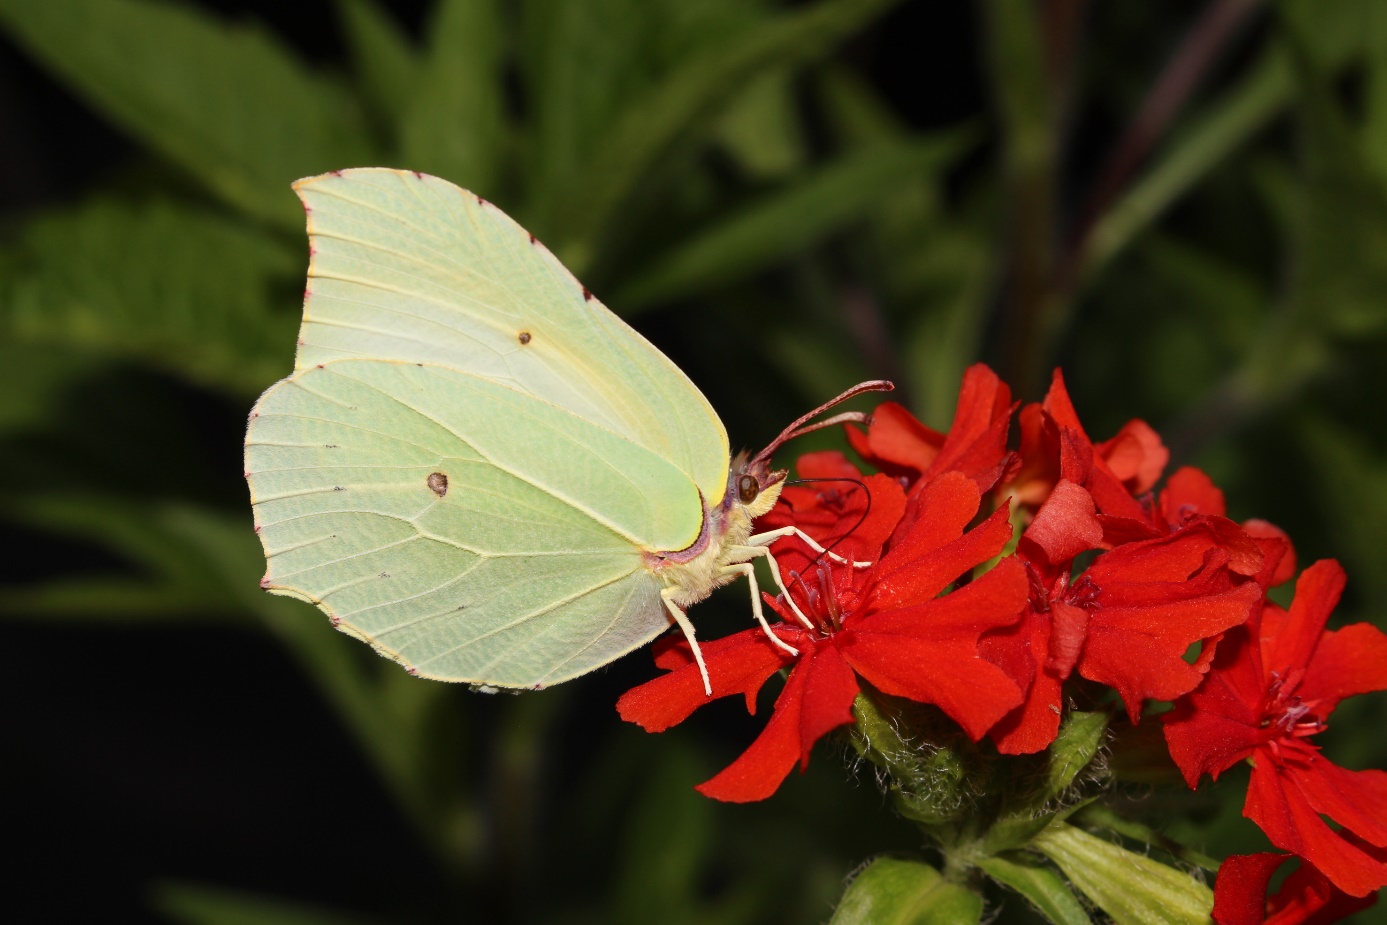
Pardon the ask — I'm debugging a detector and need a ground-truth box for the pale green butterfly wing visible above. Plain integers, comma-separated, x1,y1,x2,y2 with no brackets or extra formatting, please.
294,167,729,506
246,359,704,686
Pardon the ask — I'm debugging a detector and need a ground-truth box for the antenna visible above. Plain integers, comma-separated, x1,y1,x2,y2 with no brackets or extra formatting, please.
750,380,893,467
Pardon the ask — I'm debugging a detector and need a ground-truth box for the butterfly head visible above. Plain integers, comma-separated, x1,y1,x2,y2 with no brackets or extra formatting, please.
731,452,787,519
736,380,896,520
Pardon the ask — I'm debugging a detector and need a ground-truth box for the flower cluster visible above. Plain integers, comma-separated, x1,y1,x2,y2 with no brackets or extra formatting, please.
617,364,1387,920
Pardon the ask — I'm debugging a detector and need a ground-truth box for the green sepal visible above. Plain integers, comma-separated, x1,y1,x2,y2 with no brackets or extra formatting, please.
850,691,991,829
977,854,1091,925
1032,823,1214,925
983,796,1097,855
1070,805,1220,872
981,711,1108,854
829,858,983,925
1036,711,1109,802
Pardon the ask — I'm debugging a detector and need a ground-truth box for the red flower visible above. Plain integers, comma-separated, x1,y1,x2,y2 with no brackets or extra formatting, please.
983,478,1263,754
847,363,1018,493
1164,560,1387,896
617,464,1026,802
757,450,905,569
1006,368,1169,513
1212,853,1376,925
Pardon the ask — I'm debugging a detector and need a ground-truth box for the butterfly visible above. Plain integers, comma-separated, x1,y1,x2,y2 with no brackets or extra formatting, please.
244,169,889,694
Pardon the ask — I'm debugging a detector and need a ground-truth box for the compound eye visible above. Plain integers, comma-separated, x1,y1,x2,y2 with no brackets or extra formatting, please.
738,474,760,505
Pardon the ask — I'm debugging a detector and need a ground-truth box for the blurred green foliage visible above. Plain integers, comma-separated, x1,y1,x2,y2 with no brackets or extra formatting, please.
2,0,1386,922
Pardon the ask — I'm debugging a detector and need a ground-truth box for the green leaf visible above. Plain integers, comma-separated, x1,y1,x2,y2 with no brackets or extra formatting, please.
1083,2,1367,285
1032,824,1214,925
0,0,373,229
1280,31,1387,341
615,131,973,311
334,0,421,132
152,881,390,925
715,71,807,179
0,578,216,624
398,0,506,194
0,495,243,624
977,855,1091,925
830,857,983,925
1299,417,1387,611
0,344,103,434
554,0,904,265
0,197,297,397
1223,20,1387,417
518,0,653,226
3,492,464,868
610,743,759,925
158,506,454,840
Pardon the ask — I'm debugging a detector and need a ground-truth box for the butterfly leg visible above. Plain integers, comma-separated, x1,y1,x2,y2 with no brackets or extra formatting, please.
726,542,815,631
747,525,874,569
660,588,713,697
719,561,801,656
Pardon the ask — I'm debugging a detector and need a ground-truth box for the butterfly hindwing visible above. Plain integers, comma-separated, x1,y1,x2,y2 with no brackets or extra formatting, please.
245,359,696,686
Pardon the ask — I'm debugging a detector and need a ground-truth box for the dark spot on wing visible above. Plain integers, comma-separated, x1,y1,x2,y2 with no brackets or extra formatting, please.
412,170,423,179
518,331,532,345
427,472,449,497
582,287,593,301
528,232,536,244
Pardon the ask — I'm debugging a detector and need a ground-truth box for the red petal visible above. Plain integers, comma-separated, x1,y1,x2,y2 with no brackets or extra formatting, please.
1266,561,1346,679
618,629,795,732
1098,419,1169,495
1213,853,1292,925
843,558,1027,739
1214,853,1380,925
1162,623,1268,787
1079,581,1262,720
1087,524,1235,589
1290,759,1387,849
1244,519,1297,589
1202,517,1266,578
1009,402,1061,508
871,488,1015,610
795,449,866,482
1297,623,1387,716
857,401,944,477
1267,857,1378,925
1046,600,1090,678
694,643,859,803
891,468,981,551
983,610,1065,754
1020,479,1103,569
1042,369,1088,438
924,364,1018,490
1161,466,1227,521
1247,757,1387,897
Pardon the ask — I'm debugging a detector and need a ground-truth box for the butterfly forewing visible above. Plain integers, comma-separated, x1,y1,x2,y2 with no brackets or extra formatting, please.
294,169,730,505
